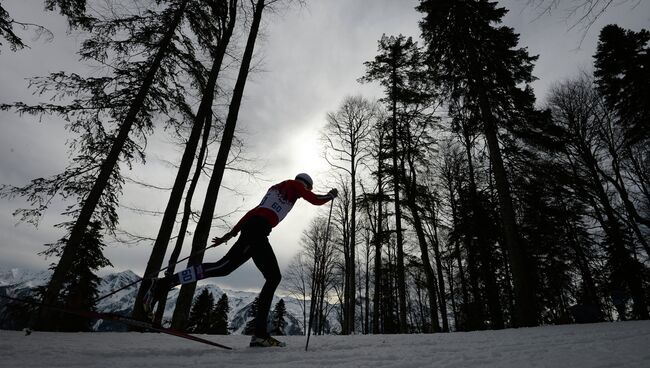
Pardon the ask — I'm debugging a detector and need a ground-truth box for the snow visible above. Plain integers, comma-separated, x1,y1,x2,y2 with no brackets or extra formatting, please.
3,321,649,367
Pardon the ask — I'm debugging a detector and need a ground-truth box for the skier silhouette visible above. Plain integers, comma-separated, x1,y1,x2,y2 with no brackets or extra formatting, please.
143,173,337,347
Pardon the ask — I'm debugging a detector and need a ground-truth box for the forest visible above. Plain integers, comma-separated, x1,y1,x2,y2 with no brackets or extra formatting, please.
0,0,648,335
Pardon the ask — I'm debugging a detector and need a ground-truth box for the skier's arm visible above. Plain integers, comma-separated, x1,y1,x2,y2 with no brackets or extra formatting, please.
211,232,234,247
298,182,337,205
210,209,253,246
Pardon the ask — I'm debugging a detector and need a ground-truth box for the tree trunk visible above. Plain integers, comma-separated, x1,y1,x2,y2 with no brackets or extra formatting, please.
348,147,357,333
132,0,237,323
390,62,407,333
461,126,504,329
153,111,213,325
445,173,471,330
481,112,537,327
582,150,649,320
427,201,450,332
364,239,370,334
403,156,440,332
39,0,189,325
171,0,266,330
372,139,384,334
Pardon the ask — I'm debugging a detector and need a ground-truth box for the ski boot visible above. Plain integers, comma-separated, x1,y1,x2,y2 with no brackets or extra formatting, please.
142,275,171,320
250,334,286,347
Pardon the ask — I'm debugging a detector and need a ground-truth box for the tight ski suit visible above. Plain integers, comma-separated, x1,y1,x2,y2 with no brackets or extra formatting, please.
172,179,332,337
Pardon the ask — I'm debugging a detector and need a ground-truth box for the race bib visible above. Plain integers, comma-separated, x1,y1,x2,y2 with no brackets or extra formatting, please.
258,188,295,222
179,265,204,284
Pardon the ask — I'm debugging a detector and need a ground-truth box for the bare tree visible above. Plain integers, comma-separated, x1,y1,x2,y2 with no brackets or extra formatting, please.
285,216,339,336
527,0,641,41
284,252,310,334
322,95,377,334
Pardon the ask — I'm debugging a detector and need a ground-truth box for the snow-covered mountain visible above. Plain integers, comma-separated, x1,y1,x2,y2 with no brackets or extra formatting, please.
0,268,337,335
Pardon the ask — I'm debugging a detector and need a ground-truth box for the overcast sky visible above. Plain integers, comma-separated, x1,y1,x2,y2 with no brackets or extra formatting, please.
1,0,649,292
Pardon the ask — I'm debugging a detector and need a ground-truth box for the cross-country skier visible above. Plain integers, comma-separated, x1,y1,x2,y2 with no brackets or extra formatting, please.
143,173,337,347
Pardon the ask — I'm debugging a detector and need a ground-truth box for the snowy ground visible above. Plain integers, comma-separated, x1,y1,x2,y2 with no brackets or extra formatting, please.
2,321,650,367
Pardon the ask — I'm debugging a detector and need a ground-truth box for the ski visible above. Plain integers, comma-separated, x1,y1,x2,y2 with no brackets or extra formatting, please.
0,294,232,350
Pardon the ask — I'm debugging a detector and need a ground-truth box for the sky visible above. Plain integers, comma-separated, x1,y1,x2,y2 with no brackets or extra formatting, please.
3,320,650,366
1,0,649,292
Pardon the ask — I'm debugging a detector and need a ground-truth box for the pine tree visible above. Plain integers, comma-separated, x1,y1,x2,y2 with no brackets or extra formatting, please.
18,0,194,325
243,297,259,335
44,0,91,28
187,289,215,333
594,25,650,145
43,221,112,331
0,5,25,53
361,34,422,333
211,294,229,335
417,0,540,327
271,299,287,336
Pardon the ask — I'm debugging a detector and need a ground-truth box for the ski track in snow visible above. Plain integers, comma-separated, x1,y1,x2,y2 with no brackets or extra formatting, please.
2,321,650,367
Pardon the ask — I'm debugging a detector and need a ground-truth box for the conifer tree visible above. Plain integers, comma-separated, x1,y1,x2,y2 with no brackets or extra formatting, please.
211,294,229,335
594,25,650,145
243,297,259,335
0,5,25,52
33,0,192,324
417,0,539,327
187,289,215,333
271,299,287,336
44,221,112,331
361,34,421,333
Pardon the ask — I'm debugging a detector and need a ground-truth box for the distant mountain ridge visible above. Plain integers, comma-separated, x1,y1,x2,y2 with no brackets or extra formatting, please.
0,267,337,334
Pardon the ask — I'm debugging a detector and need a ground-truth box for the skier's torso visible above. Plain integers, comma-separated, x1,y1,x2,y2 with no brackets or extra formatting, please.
257,180,303,223
232,179,331,233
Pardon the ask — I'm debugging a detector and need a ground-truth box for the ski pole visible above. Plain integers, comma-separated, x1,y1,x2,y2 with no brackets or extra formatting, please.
94,241,221,303
306,198,334,351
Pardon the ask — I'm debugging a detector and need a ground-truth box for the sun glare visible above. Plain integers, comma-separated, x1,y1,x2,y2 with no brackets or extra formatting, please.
288,119,329,188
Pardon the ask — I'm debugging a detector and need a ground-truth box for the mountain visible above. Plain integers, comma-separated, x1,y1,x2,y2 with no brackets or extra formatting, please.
0,268,338,335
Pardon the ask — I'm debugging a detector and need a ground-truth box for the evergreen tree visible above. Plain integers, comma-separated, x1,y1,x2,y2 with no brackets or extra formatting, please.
187,289,214,333
45,0,92,28
44,221,112,331
211,294,229,335
271,299,287,336
594,25,650,145
417,0,539,327
0,5,25,53
31,0,193,324
243,297,259,335
361,34,422,333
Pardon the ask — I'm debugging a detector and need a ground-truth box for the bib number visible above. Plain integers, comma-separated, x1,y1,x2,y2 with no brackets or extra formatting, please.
259,189,294,221
180,265,203,284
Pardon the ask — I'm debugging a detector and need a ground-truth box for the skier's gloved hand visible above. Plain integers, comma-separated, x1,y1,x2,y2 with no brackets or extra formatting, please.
211,232,235,247
328,188,338,199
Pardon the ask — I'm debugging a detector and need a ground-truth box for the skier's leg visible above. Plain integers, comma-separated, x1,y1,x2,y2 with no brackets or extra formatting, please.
149,223,258,306
171,235,255,287
251,237,281,338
